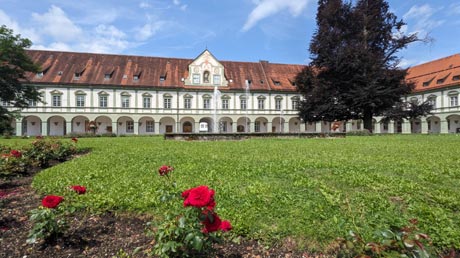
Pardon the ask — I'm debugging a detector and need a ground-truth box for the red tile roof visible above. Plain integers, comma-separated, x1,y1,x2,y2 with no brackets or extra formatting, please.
406,54,460,92
26,50,460,94
26,50,304,92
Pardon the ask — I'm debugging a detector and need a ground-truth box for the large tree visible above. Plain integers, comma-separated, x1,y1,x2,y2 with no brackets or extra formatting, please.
296,0,421,131
0,25,42,134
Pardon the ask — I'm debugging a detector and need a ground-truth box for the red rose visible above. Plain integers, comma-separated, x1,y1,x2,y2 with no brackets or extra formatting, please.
201,210,222,233
158,165,174,176
42,195,64,208
182,185,215,208
10,150,22,158
70,185,86,194
71,137,78,143
219,220,232,232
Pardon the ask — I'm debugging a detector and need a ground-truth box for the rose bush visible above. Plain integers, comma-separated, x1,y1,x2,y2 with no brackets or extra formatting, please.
70,185,86,195
41,195,64,209
151,166,232,257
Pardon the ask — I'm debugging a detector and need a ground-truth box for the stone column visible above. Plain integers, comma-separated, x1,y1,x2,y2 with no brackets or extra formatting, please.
157,122,163,134
421,120,428,134
112,121,118,135
345,122,353,132
388,121,395,134
232,122,237,133
66,121,72,136
41,121,47,136
300,122,306,132
15,120,22,136
248,122,254,133
440,120,449,134
266,121,273,133
373,123,381,134
134,121,139,135
402,120,411,134
284,122,289,133
316,122,322,133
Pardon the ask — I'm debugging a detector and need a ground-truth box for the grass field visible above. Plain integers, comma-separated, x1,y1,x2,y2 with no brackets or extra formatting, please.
4,135,460,251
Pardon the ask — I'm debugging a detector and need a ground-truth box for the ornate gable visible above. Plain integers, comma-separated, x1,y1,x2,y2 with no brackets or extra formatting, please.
184,50,228,87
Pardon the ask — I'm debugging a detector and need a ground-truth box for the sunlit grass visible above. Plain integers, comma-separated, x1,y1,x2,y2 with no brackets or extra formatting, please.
4,134,460,250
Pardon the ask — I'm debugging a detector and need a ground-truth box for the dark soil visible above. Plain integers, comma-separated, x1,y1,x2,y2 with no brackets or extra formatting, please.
0,165,319,258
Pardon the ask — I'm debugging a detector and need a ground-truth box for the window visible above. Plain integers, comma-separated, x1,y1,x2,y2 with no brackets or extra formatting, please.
240,99,247,110
52,95,61,107
36,72,44,78
164,98,171,109
146,121,154,132
255,121,261,132
76,95,85,107
213,75,221,85
126,121,134,133
1,100,8,106
99,95,108,107
258,99,265,110
193,74,200,84
133,75,139,81
160,74,166,81
450,96,458,107
122,96,130,108
275,99,282,111
184,98,191,109
427,96,436,108
222,99,229,109
292,100,299,110
453,75,460,81
28,99,37,107
203,98,211,109
74,73,81,80
143,97,151,108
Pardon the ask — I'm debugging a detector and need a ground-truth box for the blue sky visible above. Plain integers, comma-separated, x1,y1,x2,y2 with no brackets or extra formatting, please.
1,0,459,67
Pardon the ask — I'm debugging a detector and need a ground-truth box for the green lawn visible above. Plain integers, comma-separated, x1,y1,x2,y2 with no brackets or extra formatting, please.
5,135,460,251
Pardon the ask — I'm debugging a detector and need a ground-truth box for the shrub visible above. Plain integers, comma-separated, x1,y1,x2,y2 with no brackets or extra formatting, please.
346,129,372,136
150,166,232,257
0,149,29,177
28,186,88,244
337,219,433,257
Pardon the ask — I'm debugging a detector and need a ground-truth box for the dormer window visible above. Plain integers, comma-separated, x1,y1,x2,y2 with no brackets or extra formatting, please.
36,66,50,78
422,77,434,87
74,67,86,80
133,71,142,81
193,74,200,84
453,75,460,81
104,74,111,80
272,78,281,86
36,72,44,78
213,74,221,85
437,78,445,84
160,74,167,81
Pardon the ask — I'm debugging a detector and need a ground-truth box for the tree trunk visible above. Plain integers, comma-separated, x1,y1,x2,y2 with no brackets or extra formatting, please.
363,110,373,132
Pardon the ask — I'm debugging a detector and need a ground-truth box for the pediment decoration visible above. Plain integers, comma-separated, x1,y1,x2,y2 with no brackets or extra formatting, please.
184,50,228,87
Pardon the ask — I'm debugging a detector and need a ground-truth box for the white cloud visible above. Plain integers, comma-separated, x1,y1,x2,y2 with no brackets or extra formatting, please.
172,0,187,11
135,15,166,41
449,3,460,15
32,5,82,42
403,4,444,37
0,9,40,43
139,1,151,9
242,0,311,32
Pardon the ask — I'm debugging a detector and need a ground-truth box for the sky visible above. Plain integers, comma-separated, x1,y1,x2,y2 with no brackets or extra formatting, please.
0,0,459,67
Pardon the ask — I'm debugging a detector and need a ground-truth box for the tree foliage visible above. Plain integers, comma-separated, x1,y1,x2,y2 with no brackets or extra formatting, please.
296,0,423,131
0,25,41,134
381,99,433,123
